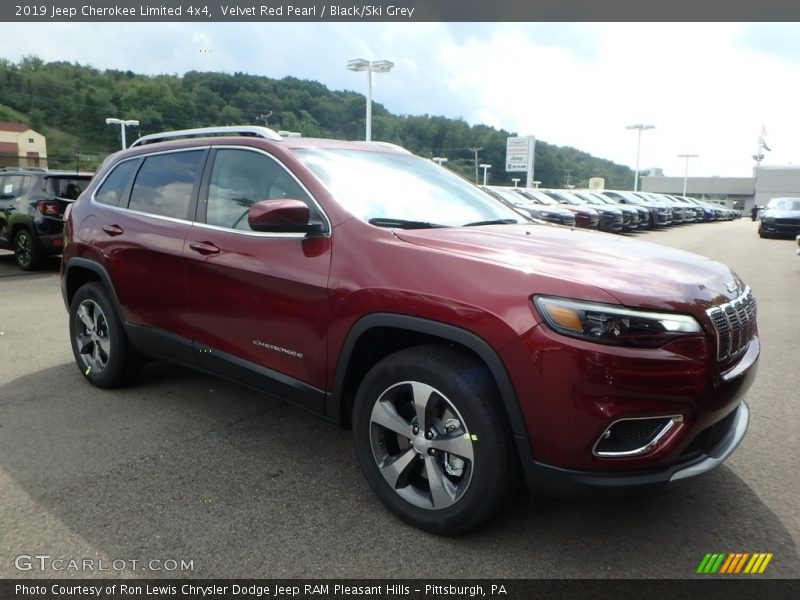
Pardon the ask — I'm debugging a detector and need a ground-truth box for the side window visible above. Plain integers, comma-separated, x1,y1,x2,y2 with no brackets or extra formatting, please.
0,175,27,200
206,149,316,231
95,160,139,206
128,151,204,219
49,177,89,200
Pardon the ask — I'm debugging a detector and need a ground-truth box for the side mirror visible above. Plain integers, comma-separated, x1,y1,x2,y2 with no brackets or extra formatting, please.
248,199,323,235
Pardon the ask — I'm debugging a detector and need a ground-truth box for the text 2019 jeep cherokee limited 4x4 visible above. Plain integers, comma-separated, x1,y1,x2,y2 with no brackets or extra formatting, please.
60,127,759,534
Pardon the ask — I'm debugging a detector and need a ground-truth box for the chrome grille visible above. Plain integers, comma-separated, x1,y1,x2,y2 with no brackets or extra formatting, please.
706,287,756,363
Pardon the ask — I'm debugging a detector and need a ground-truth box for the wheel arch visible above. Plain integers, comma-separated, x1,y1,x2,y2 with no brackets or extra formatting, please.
327,313,530,444
63,258,123,317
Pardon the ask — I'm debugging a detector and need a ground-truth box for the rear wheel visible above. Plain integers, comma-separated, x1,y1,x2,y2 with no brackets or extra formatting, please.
13,229,42,271
69,282,143,388
352,345,516,534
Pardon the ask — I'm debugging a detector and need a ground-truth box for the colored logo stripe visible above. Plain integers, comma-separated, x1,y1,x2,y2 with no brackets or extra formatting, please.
697,553,773,574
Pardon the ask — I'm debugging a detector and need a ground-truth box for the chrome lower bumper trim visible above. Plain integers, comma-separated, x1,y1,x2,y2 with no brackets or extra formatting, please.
670,402,749,482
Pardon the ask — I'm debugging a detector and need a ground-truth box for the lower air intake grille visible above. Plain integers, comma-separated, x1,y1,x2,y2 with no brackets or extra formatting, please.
680,409,739,459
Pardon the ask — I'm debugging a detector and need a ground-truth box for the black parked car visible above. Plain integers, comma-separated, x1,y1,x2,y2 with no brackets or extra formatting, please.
0,168,92,270
758,197,800,238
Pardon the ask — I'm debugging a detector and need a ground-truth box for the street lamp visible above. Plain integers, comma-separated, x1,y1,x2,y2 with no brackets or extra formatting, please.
347,58,394,141
432,157,448,166
479,163,491,186
106,117,140,149
677,154,698,196
626,124,655,191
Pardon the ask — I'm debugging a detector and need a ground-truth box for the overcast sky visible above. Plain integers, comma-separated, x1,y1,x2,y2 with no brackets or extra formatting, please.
1,21,799,178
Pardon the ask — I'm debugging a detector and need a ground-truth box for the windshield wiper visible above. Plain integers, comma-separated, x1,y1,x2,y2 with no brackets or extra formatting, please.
368,218,448,229
462,219,520,227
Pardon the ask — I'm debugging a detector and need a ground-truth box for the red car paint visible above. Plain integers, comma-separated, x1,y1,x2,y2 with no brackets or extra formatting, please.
61,132,758,501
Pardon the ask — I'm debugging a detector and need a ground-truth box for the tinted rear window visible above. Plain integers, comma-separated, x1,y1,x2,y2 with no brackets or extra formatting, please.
47,177,91,200
128,151,204,219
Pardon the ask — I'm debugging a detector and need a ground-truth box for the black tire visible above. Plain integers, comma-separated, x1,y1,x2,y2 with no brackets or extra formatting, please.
758,226,766,238
69,282,143,388
13,228,42,271
352,345,516,534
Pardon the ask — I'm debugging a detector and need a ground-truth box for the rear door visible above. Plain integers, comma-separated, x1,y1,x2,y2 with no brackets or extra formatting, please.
90,149,207,356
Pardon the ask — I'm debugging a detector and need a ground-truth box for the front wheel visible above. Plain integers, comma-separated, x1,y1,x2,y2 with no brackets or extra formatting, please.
352,346,516,534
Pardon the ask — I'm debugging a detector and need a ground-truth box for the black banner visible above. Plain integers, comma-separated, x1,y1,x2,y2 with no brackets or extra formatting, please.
2,579,799,600
3,0,800,22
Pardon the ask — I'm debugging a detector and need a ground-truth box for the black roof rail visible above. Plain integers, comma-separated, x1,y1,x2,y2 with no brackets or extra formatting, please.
1,166,48,172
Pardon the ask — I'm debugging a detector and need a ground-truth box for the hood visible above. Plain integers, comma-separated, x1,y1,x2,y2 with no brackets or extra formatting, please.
527,204,574,217
395,225,742,312
562,205,598,215
762,208,800,219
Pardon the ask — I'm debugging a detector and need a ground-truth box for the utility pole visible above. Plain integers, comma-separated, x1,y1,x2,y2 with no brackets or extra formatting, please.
468,147,483,184
258,111,273,126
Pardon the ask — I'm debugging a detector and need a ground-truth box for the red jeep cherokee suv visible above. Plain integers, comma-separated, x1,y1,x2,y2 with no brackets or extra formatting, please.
61,127,759,534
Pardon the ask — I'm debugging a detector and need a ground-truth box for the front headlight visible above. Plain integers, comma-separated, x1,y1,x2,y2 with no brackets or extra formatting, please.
533,296,702,348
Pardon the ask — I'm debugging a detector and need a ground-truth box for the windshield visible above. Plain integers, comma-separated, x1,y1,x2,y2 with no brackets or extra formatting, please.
488,187,527,205
768,197,800,211
520,190,558,206
294,148,523,228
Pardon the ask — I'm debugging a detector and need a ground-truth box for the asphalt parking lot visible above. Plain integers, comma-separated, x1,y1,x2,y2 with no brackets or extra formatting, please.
1,218,798,580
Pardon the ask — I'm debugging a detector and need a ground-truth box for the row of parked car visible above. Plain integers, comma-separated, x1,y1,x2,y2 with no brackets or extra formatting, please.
481,186,740,234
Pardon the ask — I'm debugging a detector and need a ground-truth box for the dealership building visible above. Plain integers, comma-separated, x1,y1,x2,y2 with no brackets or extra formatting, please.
641,165,800,213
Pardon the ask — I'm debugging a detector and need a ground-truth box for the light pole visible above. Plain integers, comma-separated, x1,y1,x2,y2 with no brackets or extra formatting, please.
347,58,394,141
480,163,491,186
106,118,140,149
432,157,448,166
677,154,698,196
626,124,655,191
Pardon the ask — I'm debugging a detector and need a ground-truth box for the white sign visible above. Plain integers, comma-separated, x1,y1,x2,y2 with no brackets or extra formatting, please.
505,137,530,172
588,177,605,190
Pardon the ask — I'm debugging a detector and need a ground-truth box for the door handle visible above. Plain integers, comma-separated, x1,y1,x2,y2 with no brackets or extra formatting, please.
102,224,124,236
189,241,221,255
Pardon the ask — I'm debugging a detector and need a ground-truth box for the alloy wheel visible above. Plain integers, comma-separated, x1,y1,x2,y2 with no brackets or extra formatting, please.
74,299,111,374
14,231,32,269
368,380,474,510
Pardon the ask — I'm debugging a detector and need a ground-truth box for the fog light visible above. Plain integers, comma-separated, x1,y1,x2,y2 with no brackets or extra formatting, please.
593,415,683,457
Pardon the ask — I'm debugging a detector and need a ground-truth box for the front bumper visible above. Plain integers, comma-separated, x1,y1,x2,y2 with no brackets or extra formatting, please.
598,214,624,232
502,312,759,498
761,221,800,236
524,401,749,498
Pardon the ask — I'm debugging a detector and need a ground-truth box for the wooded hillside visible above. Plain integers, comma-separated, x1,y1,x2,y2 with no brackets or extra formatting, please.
0,57,634,188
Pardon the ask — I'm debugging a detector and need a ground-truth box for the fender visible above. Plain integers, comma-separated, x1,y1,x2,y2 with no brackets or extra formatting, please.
327,312,531,442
